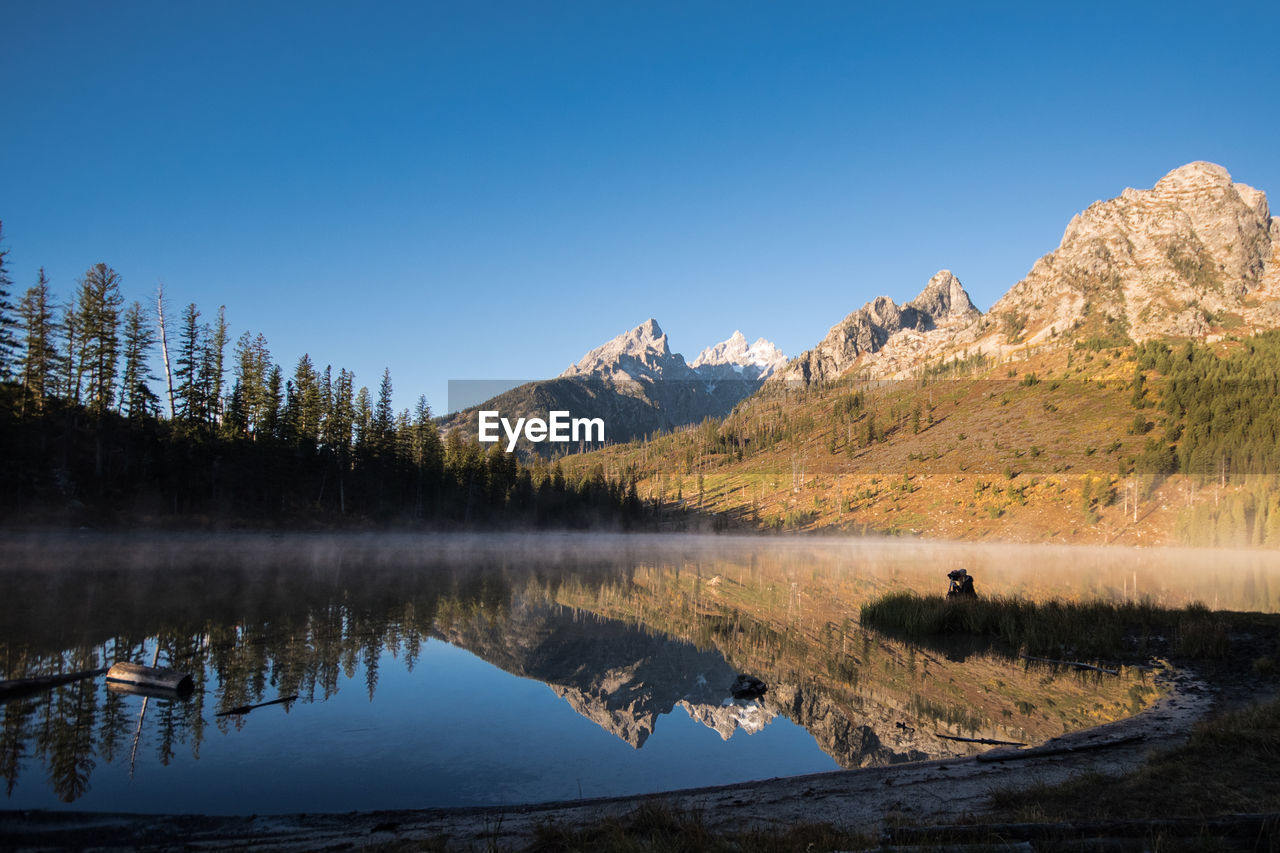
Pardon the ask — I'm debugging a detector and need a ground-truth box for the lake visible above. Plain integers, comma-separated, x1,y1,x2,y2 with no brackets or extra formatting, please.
1,532,1276,814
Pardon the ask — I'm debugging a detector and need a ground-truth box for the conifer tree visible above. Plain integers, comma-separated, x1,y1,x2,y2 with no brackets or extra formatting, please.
319,365,333,445
175,303,203,422
353,386,373,452
60,299,82,402
206,306,229,425
374,367,394,454
232,331,272,436
76,263,125,415
325,367,355,455
263,365,283,439
412,395,443,473
291,354,322,446
120,300,158,420
18,269,58,414
0,222,19,381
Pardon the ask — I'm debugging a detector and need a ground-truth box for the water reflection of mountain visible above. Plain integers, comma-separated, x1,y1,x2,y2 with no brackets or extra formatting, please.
434,595,918,766
437,596,744,747
0,533,1161,805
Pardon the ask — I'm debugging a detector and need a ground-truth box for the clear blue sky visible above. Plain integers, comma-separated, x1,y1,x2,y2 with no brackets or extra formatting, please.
3,1,1278,415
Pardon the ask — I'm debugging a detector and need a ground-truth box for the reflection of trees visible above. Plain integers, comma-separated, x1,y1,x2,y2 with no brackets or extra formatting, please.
0,548,531,804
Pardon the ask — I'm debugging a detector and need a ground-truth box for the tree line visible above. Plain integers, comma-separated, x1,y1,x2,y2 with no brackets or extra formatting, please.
0,223,644,527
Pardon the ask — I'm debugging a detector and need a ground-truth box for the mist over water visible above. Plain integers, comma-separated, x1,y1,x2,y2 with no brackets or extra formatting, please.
0,531,1274,814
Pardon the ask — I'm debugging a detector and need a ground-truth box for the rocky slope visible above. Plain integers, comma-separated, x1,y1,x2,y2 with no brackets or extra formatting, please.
773,270,980,383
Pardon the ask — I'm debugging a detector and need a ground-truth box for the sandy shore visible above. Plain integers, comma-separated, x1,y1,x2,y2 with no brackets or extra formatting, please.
0,665,1218,851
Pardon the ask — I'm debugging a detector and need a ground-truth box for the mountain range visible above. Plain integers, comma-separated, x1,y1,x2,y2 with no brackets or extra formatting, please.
451,161,1277,451
443,320,788,448
776,161,1277,383
549,161,1280,546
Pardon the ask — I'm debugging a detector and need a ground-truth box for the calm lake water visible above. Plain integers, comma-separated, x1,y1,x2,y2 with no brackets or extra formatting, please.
1,532,1277,814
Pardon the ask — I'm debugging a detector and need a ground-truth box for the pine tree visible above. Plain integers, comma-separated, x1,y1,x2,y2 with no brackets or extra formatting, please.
410,395,443,517
120,300,158,420
262,365,283,439
0,222,19,381
232,331,272,436
353,386,373,452
60,298,82,403
319,365,333,446
291,354,322,446
206,306,229,425
324,367,355,455
18,269,58,414
76,263,125,416
374,367,394,454
174,303,203,422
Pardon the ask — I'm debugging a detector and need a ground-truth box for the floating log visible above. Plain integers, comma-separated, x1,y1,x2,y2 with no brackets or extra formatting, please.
107,680,193,701
216,694,298,717
0,668,107,703
1021,655,1119,675
106,662,193,694
936,733,1027,746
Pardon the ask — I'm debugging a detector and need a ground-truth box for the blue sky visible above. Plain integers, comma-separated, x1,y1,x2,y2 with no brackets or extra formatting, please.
3,1,1278,415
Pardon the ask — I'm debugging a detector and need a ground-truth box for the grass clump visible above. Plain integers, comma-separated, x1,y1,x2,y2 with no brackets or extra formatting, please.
859,592,1232,662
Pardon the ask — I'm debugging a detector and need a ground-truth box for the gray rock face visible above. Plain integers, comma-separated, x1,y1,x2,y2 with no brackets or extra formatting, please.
773,270,980,383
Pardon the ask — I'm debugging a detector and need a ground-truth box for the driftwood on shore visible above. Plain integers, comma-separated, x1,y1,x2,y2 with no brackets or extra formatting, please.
0,668,108,703
1021,655,1119,675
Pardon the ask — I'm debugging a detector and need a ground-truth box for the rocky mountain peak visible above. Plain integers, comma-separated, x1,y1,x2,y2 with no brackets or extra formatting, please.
561,318,678,379
906,270,980,324
1154,160,1233,192
992,160,1276,345
772,271,981,383
691,331,789,380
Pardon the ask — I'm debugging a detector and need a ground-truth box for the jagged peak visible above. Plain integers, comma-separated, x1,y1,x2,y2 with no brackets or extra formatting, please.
907,270,979,319
635,318,664,340
691,330,787,376
561,318,675,377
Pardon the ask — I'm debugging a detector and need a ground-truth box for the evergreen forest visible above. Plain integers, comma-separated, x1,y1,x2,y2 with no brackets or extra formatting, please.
0,225,643,528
